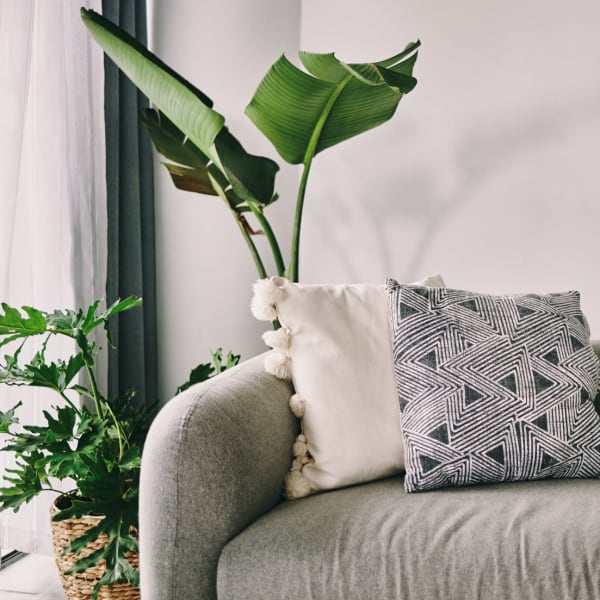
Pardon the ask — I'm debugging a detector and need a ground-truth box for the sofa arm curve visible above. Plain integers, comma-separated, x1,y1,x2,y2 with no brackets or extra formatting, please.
139,353,297,600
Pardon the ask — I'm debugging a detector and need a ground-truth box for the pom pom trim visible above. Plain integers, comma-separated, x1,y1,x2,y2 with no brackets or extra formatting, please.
289,393,305,417
250,278,285,321
285,469,312,499
264,351,292,380
250,277,315,499
284,433,314,499
262,327,291,351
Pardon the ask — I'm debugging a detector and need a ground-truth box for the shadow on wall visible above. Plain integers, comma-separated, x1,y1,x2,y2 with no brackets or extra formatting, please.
404,86,600,281
306,85,600,285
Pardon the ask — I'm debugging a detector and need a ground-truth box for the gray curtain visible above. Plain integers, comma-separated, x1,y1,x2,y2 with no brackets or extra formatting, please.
102,0,158,406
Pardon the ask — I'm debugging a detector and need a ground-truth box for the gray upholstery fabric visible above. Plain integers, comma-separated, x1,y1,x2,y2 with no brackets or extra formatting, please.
140,343,600,599
139,354,297,600
218,476,600,600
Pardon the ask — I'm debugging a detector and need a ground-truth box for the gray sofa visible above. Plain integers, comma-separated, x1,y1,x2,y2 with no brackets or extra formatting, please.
139,346,600,600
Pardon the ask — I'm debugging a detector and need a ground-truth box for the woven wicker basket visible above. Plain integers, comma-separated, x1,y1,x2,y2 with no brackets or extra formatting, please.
50,498,140,600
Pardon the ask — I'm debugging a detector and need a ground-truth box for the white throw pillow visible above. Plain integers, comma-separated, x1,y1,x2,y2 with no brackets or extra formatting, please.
251,275,445,499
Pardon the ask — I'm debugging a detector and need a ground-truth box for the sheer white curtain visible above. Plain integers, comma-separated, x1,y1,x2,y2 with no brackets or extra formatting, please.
0,0,106,555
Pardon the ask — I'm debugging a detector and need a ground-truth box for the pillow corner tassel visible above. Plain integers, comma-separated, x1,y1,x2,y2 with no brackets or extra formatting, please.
285,433,313,499
264,350,292,380
250,278,286,321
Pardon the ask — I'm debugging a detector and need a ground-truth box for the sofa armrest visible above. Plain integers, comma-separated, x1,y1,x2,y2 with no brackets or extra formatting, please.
139,353,297,600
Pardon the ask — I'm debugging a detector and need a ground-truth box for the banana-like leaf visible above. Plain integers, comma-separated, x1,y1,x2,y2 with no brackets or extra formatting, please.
81,8,222,160
141,108,225,196
164,164,219,197
214,128,279,207
245,41,420,165
141,109,278,207
140,109,210,169
82,9,278,207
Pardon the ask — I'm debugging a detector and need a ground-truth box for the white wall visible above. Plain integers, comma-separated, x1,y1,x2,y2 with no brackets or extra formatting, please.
151,1,600,401
149,0,300,400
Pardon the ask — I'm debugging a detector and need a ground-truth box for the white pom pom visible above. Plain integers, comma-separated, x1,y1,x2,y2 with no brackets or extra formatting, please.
262,327,291,351
253,278,284,304
289,393,305,417
250,278,285,321
293,439,309,457
251,300,277,322
285,469,312,499
264,351,292,380
291,457,304,471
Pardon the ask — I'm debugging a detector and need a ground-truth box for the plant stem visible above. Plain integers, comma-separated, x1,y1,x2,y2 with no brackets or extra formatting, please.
43,486,71,497
288,75,351,283
84,364,127,463
85,364,104,419
288,162,312,282
82,356,126,459
247,203,286,277
104,401,126,461
58,390,82,417
208,172,269,280
237,219,268,278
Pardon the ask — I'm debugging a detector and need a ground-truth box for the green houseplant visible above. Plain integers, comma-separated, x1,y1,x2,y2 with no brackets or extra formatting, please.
0,298,151,598
80,8,420,284
0,298,240,598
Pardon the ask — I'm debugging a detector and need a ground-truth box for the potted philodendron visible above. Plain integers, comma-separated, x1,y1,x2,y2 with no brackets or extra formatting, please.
80,8,421,284
0,297,239,599
0,298,151,599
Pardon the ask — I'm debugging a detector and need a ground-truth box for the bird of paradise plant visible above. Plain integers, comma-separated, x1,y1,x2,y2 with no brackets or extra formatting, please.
80,8,420,283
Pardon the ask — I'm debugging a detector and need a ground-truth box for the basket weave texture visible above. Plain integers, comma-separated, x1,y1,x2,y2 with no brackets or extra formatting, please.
50,501,140,600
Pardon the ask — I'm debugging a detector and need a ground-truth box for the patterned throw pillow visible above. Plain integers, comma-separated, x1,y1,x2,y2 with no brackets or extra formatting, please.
386,280,600,493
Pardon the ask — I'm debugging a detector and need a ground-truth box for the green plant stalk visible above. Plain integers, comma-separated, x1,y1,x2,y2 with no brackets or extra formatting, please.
288,161,312,282
51,328,101,418
104,401,126,460
247,202,286,276
82,363,126,460
84,363,104,419
237,219,268,279
288,75,352,283
39,486,68,496
207,172,269,279
58,390,82,417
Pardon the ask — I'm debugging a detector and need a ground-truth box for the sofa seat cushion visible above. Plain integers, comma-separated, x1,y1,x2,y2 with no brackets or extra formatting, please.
217,476,600,600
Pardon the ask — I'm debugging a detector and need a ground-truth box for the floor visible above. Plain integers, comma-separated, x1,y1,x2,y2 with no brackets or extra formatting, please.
0,554,65,599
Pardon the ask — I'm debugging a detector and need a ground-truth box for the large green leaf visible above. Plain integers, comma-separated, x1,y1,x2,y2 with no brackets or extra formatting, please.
245,41,420,164
0,304,46,346
82,9,279,207
140,108,210,169
81,8,223,162
0,401,21,434
141,109,279,207
214,128,279,207
0,452,45,511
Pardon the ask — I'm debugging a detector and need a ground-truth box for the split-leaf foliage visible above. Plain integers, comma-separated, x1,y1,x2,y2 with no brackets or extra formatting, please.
176,348,240,396
0,298,151,598
0,298,237,596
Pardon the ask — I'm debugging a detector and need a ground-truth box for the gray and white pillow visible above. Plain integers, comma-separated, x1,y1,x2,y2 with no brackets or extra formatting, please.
386,280,600,493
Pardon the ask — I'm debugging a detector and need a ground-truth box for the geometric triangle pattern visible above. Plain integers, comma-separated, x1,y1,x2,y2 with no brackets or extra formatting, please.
386,280,600,492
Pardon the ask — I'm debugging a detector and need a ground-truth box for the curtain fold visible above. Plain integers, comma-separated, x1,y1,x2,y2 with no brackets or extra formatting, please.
0,0,106,554
102,0,158,408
